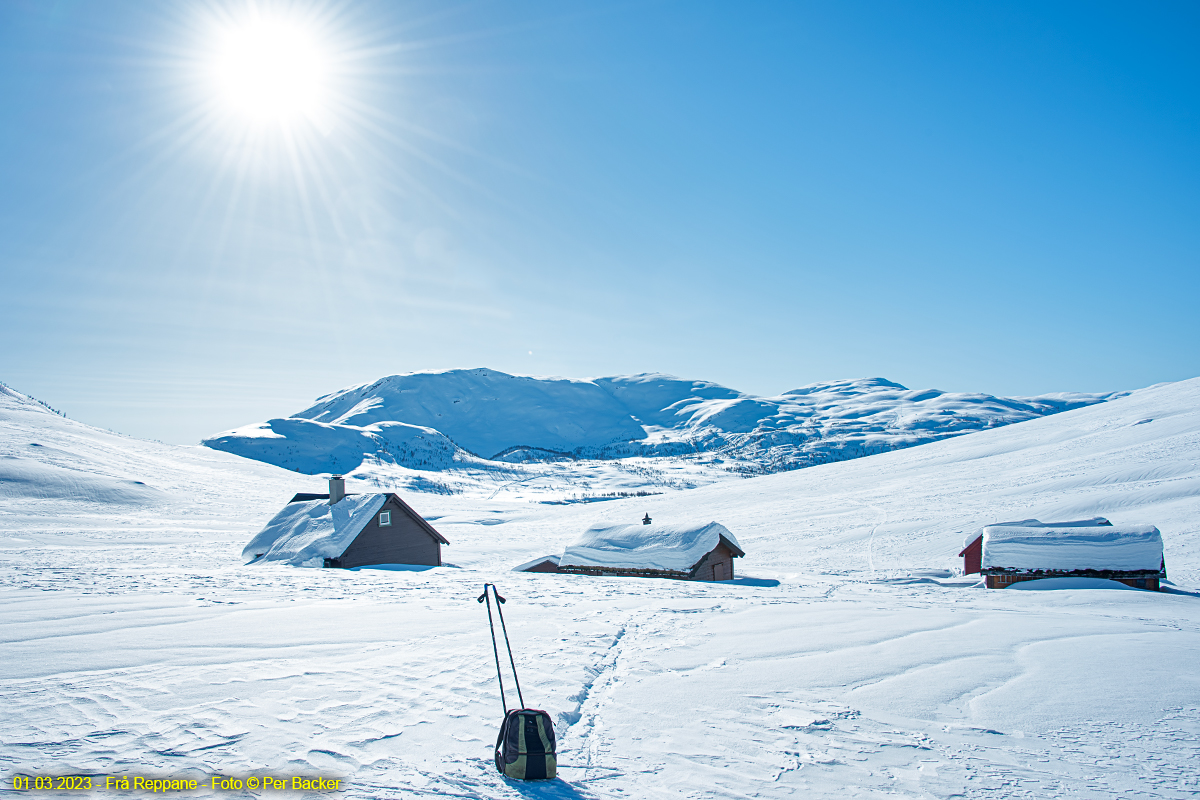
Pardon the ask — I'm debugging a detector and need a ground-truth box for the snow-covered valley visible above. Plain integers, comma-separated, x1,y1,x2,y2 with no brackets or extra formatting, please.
2,377,1199,799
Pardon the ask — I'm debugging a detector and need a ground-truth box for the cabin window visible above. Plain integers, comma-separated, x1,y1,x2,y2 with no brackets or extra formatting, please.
379,511,392,527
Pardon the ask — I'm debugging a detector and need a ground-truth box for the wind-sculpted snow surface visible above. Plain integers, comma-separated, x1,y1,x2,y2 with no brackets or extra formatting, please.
202,368,1122,482
1,376,1199,798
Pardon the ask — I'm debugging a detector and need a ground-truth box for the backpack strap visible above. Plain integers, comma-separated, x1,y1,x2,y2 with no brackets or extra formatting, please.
494,709,518,772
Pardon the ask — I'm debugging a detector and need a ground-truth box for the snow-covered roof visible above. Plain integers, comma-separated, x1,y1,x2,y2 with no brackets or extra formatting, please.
962,517,1111,549
512,554,560,572
242,494,387,567
980,524,1163,572
558,522,743,573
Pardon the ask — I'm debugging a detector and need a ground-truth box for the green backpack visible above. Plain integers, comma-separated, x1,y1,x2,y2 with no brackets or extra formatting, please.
495,708,557,780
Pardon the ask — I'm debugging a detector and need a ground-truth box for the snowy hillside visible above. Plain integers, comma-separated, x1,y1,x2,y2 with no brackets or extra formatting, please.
0,381,322,523
202,368,1121,486
2,376,1198,799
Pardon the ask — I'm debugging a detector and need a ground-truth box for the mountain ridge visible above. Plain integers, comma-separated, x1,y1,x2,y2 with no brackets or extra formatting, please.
201,368,1125,483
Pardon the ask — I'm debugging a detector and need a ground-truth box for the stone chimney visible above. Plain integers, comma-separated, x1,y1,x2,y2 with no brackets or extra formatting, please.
329,475,346,504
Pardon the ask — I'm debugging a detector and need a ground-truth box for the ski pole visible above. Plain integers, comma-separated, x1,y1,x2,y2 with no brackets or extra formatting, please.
478,584,507,715
490,585,525,710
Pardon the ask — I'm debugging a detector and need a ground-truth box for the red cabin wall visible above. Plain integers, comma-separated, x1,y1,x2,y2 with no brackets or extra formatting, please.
960,536,982,575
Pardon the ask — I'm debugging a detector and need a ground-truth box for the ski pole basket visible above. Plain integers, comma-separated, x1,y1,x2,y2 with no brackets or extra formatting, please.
478,583,557,780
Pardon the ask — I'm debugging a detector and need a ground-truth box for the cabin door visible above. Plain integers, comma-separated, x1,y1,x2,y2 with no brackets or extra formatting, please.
713,562,725,581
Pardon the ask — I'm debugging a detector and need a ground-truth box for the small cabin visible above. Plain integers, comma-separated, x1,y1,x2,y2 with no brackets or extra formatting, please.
959,517,1164,590
534,520,743,582
513,555,561,574
243,476,448,568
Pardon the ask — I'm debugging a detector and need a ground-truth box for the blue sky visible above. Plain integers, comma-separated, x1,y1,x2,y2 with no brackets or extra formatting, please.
2,1,1197,444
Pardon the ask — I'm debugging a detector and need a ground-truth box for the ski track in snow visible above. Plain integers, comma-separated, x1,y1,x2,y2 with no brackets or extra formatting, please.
2,379,1200,798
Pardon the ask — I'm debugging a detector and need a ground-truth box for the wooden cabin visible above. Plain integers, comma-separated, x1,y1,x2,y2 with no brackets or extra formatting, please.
959,517,1164,590
550,520,744,582
243,476,448,569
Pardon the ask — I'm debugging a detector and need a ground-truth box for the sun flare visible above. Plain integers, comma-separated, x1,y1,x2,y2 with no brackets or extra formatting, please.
212,16,330,126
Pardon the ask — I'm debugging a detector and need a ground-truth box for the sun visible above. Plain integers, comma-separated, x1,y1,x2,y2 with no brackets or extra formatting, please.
211,15,330,126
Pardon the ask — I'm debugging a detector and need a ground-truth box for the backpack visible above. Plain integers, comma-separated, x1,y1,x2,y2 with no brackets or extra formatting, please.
495,708,557,780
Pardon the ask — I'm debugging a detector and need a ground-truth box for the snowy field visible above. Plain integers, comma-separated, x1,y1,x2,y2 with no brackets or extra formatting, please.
2,378,1199,798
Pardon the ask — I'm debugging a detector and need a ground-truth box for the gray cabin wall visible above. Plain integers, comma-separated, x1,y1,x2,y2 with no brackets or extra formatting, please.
692,542,736,582
339,498,442,568
522,559,560,574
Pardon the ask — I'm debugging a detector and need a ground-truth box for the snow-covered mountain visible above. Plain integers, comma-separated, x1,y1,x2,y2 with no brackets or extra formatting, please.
202,368,1122,481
